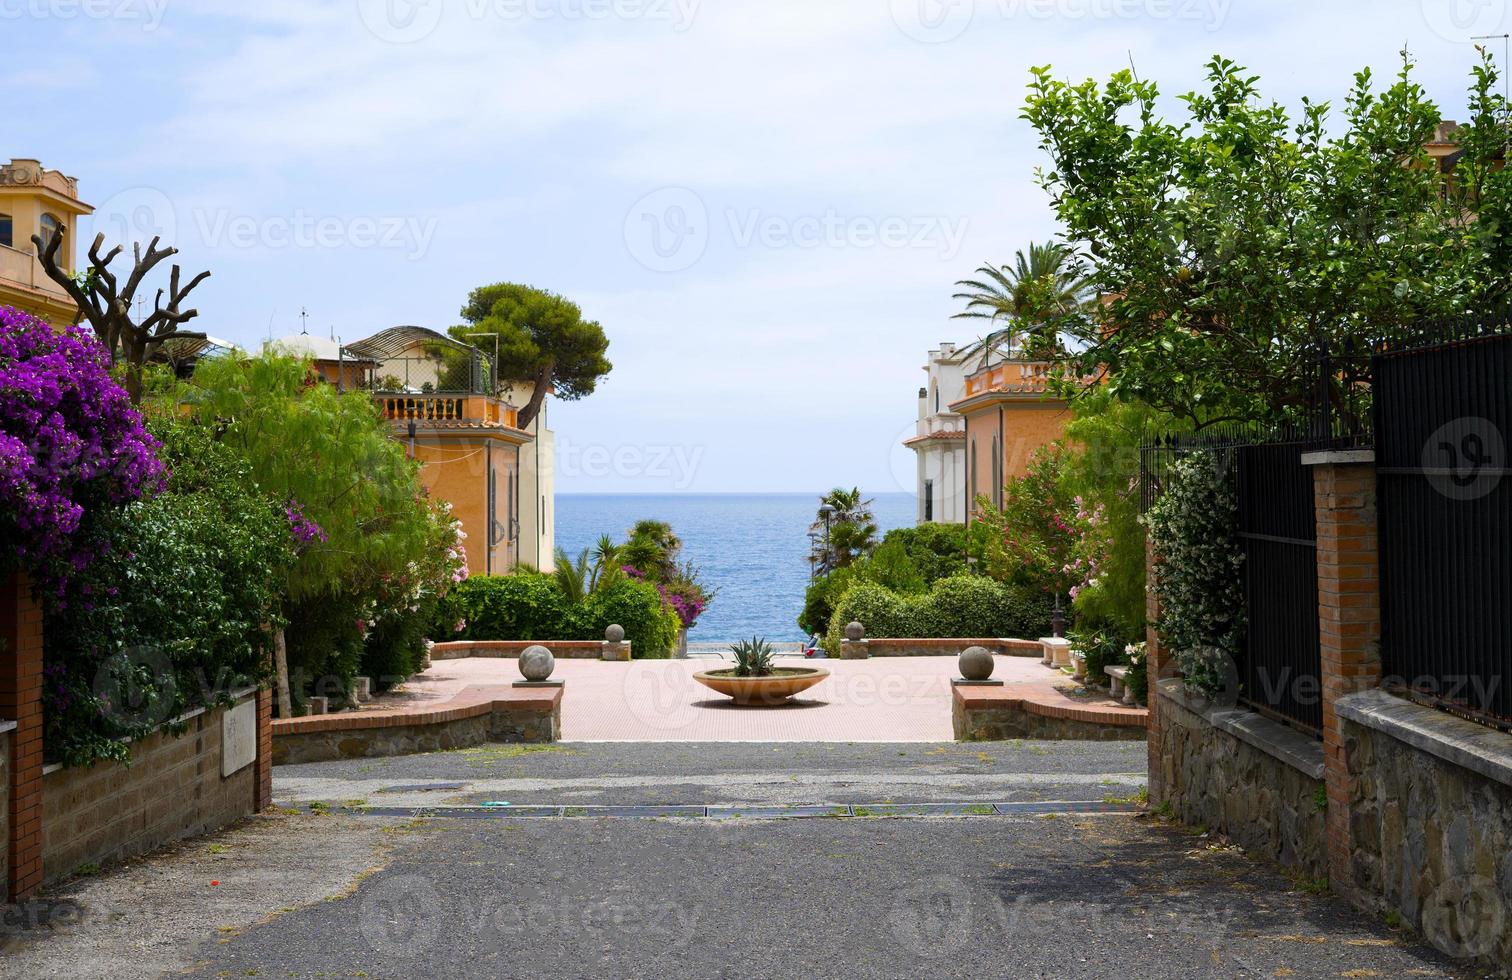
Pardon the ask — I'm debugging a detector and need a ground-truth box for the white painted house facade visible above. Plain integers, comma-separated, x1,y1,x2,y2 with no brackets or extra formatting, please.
905,341,970,524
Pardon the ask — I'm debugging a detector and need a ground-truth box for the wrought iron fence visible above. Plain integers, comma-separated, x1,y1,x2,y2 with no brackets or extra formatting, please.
1235,440,1323,733
1373,321,1512,729
1141,426,1326,734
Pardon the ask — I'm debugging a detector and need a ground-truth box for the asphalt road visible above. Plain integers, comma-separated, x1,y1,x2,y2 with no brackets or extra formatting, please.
273,740,1151,809
182,812,1470,980
3,742,1479,979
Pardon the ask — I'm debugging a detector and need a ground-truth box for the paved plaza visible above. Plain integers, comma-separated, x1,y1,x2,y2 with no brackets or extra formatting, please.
365,654,1135,741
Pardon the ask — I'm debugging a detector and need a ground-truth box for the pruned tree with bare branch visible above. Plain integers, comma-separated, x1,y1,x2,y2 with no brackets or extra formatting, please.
32,224,210,403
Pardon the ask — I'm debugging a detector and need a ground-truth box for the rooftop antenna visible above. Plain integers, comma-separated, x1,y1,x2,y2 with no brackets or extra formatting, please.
299,307,310,335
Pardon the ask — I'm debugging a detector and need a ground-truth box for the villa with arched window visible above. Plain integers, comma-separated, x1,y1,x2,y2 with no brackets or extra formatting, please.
0,158,93,326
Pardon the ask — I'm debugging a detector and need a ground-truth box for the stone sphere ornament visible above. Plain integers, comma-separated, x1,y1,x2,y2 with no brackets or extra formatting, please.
519,645,555,682
959,646,995,682
605,624,626,644
844,621,865,642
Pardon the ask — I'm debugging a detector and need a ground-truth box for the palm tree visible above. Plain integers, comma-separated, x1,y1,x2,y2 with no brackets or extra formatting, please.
809,488,878,575
619,519,681,581
553,547,591,602
952,241,1091,358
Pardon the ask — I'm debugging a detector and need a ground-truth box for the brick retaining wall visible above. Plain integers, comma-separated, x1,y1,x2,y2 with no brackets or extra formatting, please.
0,724,10,891
862,638,1044,658
272,685,562,765
430,640,608,660
41,692,258,884
952,685,1146,741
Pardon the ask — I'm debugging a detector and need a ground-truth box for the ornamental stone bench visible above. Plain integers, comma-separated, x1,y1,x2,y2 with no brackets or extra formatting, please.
1105,665,1136,705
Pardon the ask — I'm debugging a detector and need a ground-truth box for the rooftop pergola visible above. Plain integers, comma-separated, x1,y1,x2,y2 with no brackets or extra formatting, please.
347,325,494,395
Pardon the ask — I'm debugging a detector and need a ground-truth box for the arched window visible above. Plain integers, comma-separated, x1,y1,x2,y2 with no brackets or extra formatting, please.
38,212,62,250
0,213,11,248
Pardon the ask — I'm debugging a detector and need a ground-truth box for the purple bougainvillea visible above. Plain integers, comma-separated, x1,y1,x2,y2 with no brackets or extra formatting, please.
0,306,163,593
284,499,328,550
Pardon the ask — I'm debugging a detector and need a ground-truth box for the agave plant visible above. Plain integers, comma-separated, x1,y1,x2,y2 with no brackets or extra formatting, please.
730,636,775,677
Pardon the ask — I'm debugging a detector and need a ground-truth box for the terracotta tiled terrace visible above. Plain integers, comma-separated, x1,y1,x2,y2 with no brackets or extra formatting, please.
303,654,1143,742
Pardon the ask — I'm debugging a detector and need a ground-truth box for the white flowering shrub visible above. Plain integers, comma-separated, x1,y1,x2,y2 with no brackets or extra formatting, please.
1145,451,1245,695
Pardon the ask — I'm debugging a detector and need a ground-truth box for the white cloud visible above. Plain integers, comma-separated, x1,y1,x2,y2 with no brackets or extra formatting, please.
9,0,1499,490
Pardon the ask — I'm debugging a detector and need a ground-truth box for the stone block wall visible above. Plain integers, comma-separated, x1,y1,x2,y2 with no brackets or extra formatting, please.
1158,683,1326,878
1339,692,1512,966
953,702,1146,741
272,689,562,765
41,693,257,883
1148,452,1512,973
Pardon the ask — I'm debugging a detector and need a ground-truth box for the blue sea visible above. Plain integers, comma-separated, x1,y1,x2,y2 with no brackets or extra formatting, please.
556,493,916,642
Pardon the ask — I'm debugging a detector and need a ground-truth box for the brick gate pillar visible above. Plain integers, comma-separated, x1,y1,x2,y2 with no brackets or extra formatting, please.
1303,450,1381,895
1144,537,1166,803
0,573,45,901
252,684,273,811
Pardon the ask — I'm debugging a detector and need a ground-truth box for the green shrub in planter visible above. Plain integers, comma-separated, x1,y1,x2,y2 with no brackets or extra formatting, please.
438,573,576,642
824,575,1054,652
574,579,681,659
431,572,679,659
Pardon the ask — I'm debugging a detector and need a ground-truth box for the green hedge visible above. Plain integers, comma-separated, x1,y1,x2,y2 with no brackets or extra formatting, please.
436,573,680,658
823,574,1054,653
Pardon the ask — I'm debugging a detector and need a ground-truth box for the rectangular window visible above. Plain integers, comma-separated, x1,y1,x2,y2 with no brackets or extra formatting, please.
0,214,11,248
924,479,934,522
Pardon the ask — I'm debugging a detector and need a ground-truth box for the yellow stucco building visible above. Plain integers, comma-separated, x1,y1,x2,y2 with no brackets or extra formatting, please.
0,159,92,327
949,359,1075,514
273,327,539,576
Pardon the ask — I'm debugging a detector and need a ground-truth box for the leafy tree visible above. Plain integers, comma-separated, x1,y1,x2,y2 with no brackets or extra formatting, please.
1061,391,1162,639
176,352,457,711
1021,51,1512,428
952,241,1090,358
453,283,612,428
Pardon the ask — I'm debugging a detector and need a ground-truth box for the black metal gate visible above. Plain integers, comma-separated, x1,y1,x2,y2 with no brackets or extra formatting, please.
1374,332,1512,727
1236,442,1323,734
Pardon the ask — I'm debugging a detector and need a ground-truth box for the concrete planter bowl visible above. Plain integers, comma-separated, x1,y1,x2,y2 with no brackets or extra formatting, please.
693,667,830,706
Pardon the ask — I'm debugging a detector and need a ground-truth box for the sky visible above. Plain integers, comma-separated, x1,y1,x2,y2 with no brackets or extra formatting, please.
8,0,1507,492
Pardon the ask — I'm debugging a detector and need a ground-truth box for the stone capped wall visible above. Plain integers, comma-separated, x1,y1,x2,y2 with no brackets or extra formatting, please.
1158,683,1327,879
41,694,256,883
1341,696,1512,967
